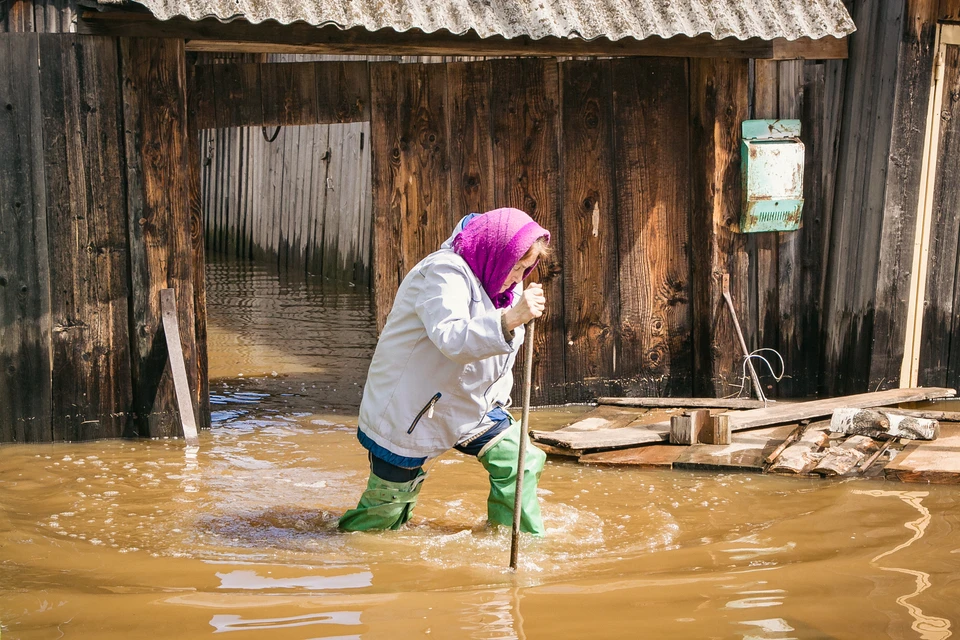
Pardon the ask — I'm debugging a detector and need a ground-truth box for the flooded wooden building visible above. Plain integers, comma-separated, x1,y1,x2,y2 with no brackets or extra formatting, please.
2,0,960,442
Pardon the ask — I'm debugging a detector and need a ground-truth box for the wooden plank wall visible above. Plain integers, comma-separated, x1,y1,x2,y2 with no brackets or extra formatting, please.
1,0,76,33
41,35,133,441
689,58,751,398
611,58,693,398
0,33,52,442
918,44,960,388
194,60,373,284
750,58,846,399
821,0,940,395
372,58,694,404
0,33,200,442
198,122,373,283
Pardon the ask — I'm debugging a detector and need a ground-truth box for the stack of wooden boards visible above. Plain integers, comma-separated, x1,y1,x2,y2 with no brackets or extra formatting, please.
530,388,960,483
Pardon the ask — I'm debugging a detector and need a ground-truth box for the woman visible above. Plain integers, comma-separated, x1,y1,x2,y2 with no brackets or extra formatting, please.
339,207,551,534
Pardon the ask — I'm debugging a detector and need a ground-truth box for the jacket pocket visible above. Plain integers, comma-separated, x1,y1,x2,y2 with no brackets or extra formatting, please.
407,392,442,434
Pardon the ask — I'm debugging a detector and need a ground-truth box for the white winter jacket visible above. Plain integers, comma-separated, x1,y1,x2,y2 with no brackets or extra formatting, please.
357,242,525,463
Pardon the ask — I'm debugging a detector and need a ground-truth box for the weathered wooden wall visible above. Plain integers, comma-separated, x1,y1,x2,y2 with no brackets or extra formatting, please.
918,42,960,388
372,58,698,404
821,0,940,395
192,60,373,283
749,58,846,399
0,33,205,442
1,0,75,33
366,8,948,404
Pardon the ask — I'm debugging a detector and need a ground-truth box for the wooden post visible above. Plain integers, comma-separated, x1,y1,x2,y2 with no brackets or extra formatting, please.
186,55,211,431
160,289,200,447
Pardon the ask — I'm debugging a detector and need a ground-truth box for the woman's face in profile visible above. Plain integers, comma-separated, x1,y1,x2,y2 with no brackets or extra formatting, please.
500,252,539,293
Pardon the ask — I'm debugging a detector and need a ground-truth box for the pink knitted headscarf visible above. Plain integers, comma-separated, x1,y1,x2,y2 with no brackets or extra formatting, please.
452,208,550,309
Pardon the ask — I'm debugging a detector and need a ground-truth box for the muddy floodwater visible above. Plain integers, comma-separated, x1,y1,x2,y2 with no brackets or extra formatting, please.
2,256,960,639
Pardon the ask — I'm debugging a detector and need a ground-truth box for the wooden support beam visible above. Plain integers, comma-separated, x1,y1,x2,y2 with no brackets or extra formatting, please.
185,56,211,431
78,12,849,59
159,289,200,447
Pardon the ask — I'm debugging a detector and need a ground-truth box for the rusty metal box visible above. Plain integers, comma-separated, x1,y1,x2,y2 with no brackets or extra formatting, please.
740,119,804,233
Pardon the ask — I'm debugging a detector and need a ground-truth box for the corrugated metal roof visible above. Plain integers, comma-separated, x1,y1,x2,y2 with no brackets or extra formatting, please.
98,0,856,42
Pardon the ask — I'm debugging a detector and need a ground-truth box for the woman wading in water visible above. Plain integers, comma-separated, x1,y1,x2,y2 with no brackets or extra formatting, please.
339,207,551,534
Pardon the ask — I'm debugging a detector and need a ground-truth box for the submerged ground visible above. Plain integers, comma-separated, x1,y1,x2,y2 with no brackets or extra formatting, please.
1,256,958,639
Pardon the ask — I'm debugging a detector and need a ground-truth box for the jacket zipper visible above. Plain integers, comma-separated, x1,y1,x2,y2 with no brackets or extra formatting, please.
407,392,442,434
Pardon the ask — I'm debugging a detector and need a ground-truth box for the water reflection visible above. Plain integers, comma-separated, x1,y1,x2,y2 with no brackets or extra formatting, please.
855,489,952,640
208,611,361,634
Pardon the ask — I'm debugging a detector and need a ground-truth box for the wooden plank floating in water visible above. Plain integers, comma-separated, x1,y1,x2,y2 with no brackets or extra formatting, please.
885,425,960,484
721,387,955,432
598,397,765,409
673,425,796,473
580,446,682,468
531,406,675,451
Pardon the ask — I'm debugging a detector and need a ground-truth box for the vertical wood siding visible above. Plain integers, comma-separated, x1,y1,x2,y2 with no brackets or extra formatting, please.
918,44,960,388
199,122,373,283
0,34,53,442
372,58,699,403
195,59,375,284
1,33,203,442
1,0,76,33
612,58,694,398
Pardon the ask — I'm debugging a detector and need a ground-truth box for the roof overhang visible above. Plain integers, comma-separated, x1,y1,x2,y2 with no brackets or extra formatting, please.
79,10,849,59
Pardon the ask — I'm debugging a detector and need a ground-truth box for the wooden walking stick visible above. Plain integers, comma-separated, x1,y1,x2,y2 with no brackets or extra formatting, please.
509,319,535,570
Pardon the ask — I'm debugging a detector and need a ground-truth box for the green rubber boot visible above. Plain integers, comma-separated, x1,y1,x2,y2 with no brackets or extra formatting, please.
478,421,547,536
338,470,426,531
